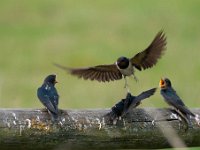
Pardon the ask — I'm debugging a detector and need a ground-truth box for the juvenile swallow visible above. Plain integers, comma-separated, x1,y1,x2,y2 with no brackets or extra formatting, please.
54,31,166,88
123,88,157,116
105,88,156,123
37,74,59,121
159,78,195,125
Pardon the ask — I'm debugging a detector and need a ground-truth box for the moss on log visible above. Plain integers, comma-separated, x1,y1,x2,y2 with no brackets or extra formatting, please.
0,108,200,150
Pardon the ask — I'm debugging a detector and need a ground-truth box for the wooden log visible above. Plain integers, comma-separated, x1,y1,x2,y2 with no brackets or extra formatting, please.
0,108,200,150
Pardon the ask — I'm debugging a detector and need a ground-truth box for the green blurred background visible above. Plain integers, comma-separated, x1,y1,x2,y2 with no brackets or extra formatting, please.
0,0,200,111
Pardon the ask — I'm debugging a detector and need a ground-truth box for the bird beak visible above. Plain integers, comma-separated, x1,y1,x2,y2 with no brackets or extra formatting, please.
54,80,58,84
159,78,165,88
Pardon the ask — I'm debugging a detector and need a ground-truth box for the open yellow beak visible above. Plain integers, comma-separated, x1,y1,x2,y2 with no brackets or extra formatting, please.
159,78,166,88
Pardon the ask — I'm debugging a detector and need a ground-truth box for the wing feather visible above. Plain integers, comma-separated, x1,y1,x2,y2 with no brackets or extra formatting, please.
130,31,167,70
54,63,122,82
161,89,195,117
37,93,58,115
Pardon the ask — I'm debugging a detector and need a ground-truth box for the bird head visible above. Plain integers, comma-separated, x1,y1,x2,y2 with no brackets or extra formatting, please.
44,74,58,85
116,57,130,69
159,78,171,89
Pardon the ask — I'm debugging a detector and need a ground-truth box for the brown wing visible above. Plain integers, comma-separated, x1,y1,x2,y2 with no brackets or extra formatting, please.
54,63,122,82
130,31,167,71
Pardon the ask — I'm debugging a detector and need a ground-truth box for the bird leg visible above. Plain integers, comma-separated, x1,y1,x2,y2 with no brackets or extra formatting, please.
124,77,130,92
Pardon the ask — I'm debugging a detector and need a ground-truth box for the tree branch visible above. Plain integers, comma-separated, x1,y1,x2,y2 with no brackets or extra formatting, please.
0,108,200,150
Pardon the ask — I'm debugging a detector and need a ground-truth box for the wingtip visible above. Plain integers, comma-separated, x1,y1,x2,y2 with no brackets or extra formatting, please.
156,30,167,53
148,87,157,95
156,30,167,41
53,63,70,71
158,29,165,36
152,87,157,93
53,62,63,68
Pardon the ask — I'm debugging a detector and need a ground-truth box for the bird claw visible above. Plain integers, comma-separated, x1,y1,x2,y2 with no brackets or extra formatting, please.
123,77,130,92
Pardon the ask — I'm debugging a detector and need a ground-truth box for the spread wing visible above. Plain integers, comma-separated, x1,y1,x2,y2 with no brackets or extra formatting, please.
54,63,122,82
123,88,157,115
130,31,167,71
134,88,157,104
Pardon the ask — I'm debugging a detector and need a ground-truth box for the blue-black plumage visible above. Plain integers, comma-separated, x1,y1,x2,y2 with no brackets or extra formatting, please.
37,74,59,121
159,78,195,124
106,88,156,123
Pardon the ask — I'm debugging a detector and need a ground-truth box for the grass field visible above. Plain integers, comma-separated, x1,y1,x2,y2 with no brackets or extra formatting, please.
1,0,200,109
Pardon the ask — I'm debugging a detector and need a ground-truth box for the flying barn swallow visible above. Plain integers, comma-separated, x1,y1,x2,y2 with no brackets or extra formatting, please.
159,78,195,126
37,74,59,122
54,31,166,89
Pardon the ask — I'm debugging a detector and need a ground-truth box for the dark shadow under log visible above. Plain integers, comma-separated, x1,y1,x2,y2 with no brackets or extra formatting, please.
0,108,200,150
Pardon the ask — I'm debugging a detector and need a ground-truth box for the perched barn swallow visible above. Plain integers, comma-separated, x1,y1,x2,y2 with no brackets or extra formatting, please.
54,31,166,89
105,88,156,123
37,74,59,122
123,88,157,116
159,78,195,126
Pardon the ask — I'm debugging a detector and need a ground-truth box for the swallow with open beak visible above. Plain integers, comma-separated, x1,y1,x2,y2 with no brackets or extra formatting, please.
37,74,59,122
54,31,166,89
159,78,195,126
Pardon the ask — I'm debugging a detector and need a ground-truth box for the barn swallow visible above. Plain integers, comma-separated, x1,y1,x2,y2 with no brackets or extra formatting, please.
122,88,157,116
54,31,166,89
159,78,195,126
37,74,59,122
105,88,156,124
